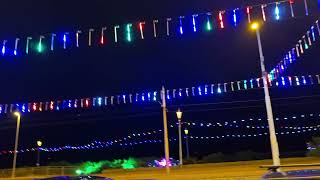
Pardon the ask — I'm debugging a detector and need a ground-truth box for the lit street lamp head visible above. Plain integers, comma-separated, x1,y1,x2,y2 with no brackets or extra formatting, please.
184,129,189,135
37,140,43,147
176,108,183,121
13,112,20,117
250,22,260,30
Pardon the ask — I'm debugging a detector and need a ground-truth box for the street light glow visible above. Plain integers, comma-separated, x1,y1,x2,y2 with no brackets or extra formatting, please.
251,22,259,30
37,140,42,147
184,129,189,135
13,112,20,117
176,109,183,120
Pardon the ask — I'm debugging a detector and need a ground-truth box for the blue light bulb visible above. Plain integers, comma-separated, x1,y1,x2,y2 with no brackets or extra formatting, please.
198,87,202,96
22,104,26,113
303,78,307,85
233,9,237,26
296,77,300,86
179,16,184,35
153,92,157,101
281,77,285,86
311,26,316,41
63,33,69,49
217,87,222,94
288,52,292,63
275,3,280,20
98,97,102,106
250,79,253,88
192,15,197,32
1,45,5,55
147,92,151,101
122,95,126,103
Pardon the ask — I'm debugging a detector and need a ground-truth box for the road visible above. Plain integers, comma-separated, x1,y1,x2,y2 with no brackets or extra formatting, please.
1,157,320,179
100,157,320,180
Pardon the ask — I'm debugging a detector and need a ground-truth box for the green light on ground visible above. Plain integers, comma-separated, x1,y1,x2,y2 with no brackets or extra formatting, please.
121,158,137,169
75,169,82,175
76,158,139,175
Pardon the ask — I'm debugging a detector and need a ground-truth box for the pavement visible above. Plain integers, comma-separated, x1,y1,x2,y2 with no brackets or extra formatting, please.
2,157,320,180
100,157,320,180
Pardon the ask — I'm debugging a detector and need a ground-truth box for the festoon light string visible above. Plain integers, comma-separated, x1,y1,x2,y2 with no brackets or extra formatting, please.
269,18,320,81
0,74,319,116
1,119,319,156
0,0,316,58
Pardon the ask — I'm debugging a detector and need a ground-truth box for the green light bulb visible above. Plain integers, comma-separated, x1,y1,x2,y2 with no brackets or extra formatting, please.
126,24,132,42
75,169,82,175
207,21,212,31
38,43,43,53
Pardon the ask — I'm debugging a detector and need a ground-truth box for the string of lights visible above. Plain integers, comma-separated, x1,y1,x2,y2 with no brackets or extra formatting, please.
178,113,320,129
0,74,318,116
184,122,320,130
189,128,319,140
1,112,320,156
0,0,317,58
110,113,320,143
269,18,320,80
1,127,318,156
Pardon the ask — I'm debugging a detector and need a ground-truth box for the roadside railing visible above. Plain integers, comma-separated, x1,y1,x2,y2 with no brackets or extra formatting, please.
0,166,77,178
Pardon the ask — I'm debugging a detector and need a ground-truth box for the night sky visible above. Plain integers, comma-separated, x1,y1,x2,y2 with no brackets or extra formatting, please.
0,0,319,168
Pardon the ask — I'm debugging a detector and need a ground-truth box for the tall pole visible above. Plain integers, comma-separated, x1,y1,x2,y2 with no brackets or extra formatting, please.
255,28,281,167
178,120,183,166
36,140,42,167
185,130,190,160
37,148,40,167
12,113,21,178
161,86,170,174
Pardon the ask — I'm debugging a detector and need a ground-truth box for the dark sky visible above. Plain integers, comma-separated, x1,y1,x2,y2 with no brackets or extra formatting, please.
0,0,319,167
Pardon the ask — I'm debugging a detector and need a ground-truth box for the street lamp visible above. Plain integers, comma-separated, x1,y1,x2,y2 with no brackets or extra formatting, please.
12,112,21,178
184,128,190,160
251,22,281,168
176,109,183,166
36,140,43,167
161,86,170,174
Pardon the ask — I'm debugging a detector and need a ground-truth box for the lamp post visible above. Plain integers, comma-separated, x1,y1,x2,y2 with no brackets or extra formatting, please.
161,86,170,174
184,129,190,160
36,140,42,167
12,112,21,178
251,22,281,167
176,109,183,166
